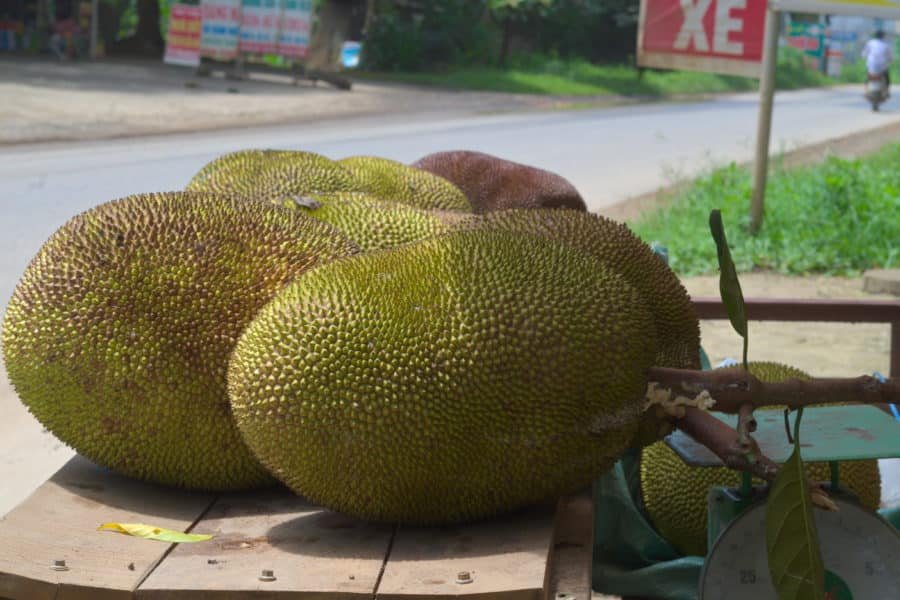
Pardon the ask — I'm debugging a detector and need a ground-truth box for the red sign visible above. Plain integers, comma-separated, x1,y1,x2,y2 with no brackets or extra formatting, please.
638,0,766,78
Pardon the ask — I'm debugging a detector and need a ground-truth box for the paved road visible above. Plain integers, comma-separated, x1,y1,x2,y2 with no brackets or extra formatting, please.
1,85,898,515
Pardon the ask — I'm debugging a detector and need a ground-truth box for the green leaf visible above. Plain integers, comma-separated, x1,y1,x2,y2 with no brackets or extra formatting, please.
709,209,749,366
97,522,213,543
764,409,826,600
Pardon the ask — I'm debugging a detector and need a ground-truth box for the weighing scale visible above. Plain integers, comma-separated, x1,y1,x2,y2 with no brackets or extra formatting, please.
665,405,900,599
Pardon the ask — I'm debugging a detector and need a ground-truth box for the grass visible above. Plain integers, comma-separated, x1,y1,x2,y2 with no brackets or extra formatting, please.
354,49,833,97
628,144,900,276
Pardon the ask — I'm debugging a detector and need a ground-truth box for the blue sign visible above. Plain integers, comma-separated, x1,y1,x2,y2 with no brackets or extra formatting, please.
829,30,858,42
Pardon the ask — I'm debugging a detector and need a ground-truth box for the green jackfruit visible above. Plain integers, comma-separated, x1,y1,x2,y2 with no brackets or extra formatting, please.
186,149,361,200
338,156,472,212
640,361,883,557
452,209,700,446
284,192,461,251
228,230,657,523
2,192,359,491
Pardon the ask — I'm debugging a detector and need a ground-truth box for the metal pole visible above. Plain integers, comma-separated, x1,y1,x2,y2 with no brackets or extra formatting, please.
89,0,99,59
749,8,781,235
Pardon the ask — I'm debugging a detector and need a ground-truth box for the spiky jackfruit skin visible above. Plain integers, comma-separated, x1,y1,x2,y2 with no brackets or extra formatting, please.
411,150,587,214
640,362,882,557
186,149,361,200
338,156,472,212
229,230,657,523
451,209,700,446
2,192,359,491
285,192,454,252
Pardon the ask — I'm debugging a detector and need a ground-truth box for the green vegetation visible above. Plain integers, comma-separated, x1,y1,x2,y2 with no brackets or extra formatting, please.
357,49,833,97
629,144,900,276
837,58,900,84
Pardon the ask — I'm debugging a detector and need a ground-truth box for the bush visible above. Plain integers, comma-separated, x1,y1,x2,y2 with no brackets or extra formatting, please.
629,146,900,276
361,1,496,71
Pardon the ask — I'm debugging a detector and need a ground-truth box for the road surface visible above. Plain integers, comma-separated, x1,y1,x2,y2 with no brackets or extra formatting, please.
1,85,898,515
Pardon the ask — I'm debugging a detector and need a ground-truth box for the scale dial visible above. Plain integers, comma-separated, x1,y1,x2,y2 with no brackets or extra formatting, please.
700,496,900,599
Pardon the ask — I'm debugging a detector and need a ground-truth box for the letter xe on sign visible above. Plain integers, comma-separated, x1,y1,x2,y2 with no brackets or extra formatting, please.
638,0,766,77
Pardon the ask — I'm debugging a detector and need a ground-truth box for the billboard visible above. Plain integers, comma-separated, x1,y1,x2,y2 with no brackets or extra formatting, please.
164,4,202,66
638,0,767,78
239,0,280,55
200,0,241,61
772,0,900,17
198,0,312,60
278,0,313,58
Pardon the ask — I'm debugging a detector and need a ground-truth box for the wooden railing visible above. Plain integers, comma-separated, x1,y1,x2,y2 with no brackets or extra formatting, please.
691,297,900,378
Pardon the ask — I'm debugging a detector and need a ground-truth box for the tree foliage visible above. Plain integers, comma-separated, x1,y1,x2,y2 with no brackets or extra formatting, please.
361,0,641,71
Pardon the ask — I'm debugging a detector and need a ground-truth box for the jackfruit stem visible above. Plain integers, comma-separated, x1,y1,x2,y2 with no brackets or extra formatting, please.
676,407,838,511
646,367,900,413
643,382,715,418
736,403,757,453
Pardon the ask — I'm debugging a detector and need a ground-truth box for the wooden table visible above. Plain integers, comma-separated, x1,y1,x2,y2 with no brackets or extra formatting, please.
0,456,593,600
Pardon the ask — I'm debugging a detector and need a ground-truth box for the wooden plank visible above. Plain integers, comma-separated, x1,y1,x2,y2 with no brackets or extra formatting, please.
543,490,593,600
0,455,216,600
376,502,557,600
137,488,394,599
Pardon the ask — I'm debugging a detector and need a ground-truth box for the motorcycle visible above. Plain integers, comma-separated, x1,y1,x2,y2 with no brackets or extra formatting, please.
865,72,889,111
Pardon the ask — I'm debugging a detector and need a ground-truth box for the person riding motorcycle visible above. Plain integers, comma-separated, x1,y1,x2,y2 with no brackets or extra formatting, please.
862,30,893,98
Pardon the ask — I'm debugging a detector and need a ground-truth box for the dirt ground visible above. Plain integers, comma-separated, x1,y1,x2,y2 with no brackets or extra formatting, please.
682,272,893,377
0,56,626,145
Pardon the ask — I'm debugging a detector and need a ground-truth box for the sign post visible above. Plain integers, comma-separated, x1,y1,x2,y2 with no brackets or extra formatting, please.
749,7,780,234
638,0,900,234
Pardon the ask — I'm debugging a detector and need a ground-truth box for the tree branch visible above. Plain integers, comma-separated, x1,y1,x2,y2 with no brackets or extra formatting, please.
674,407,838,511
648,368,900,413
677,407,779,481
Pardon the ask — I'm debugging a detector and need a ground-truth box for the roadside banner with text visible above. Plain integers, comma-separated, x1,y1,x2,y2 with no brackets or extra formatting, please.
638,0,767,78
239,0,280,54
278,0,313,58
164,4,202,66
200,0,241,60
772,0,900,17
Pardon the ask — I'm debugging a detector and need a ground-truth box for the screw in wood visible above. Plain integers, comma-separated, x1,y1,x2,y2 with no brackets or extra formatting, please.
259,569,277,582
51,559,69,571
456,571,473,584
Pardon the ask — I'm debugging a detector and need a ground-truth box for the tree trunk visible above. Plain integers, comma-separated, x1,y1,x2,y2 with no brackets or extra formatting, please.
306,0,357,70
498,18,511,67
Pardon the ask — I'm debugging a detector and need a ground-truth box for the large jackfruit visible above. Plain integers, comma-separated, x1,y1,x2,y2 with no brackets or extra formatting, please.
2,192,359,491
228,230,657,523
186,149,361,201
285,192,469,251
452,209,700,446
338,156,472,212
411,150,587,213
640,361,883,557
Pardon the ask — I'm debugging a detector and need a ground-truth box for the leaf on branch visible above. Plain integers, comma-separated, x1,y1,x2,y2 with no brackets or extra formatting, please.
764,409,826,600
709,209,749,366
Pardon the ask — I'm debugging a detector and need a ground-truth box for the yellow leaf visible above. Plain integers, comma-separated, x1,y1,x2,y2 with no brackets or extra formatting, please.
97,522,213,543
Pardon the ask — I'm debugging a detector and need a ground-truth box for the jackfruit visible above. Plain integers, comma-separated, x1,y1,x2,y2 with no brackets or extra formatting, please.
284,192,466,251
338,156,472,212
452,209,700,446
186,149,361,201
639,361,882,557
228,230,657,523
454,209,699,370
2,192,359,491
411,150,587,213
